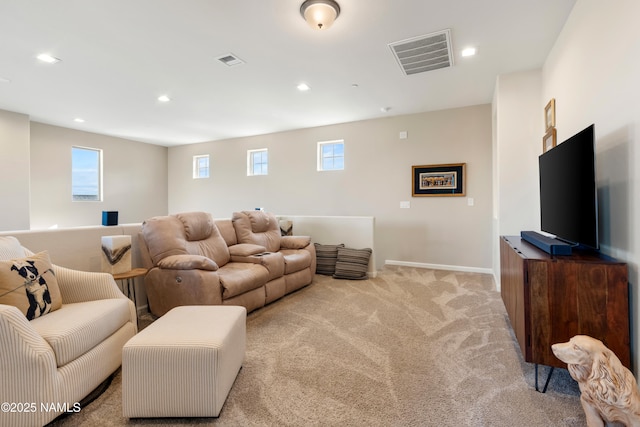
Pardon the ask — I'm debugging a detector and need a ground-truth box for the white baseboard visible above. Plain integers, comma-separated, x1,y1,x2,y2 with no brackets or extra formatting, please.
384,260,493,275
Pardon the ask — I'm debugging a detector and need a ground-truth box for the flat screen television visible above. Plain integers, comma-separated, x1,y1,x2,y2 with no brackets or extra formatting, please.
538,124,599,250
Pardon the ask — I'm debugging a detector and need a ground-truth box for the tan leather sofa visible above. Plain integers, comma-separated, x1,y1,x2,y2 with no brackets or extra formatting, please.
140,211,316,316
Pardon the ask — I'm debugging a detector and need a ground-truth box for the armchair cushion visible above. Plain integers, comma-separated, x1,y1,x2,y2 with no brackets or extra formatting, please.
0,236,26,259
158,254,218,271
30,298,132,367
0,251,62,320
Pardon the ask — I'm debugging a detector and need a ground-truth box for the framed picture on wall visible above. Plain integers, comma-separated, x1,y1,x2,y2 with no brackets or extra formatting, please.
544,98,556,131
543,128,557,153
412,163,466,197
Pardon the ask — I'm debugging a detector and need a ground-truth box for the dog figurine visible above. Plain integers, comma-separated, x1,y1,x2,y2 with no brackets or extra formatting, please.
552,335,640,427
11,260,52,320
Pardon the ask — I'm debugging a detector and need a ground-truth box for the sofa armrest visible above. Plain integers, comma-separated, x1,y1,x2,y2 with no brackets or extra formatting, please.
158,254,218,271
229,243,267,257
0,305,58,397
145,267,223,317
280,235,311,249
54,265,128,304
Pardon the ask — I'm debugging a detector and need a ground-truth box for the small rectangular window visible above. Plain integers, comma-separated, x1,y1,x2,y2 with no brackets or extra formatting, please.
193,155,210,179
72,146,102,201
248,149,268,176
317,140,344,171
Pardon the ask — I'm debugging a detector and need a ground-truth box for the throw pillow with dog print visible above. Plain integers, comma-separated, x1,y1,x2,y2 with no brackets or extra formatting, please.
0,251,62,320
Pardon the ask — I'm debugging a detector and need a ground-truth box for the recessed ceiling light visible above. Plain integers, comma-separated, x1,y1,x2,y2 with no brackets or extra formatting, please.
461,47,477,57
37,53,60,64
157,95,171,102
297,83,310,91
73,118,85,123
380,107,391,113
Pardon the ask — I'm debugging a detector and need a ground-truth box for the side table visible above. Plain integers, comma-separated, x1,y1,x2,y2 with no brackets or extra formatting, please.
112,268,148,309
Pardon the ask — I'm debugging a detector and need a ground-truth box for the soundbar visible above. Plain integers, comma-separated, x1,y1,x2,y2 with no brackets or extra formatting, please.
520,231,572,255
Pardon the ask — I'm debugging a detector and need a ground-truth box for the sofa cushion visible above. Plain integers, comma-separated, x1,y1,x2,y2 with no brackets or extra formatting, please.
158,254,218,271
30,298,132,367
333,247,372,280
281,236,311,249
142,216,190,264
217,262,269,300
232,211,281,253
228,243,267,257
176,212,214,241
314,243,345,276
279,249,312,275
0,251,62,320
143,213,231,268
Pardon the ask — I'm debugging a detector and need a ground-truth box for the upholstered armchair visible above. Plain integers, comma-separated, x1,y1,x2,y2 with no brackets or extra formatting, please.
0,236,137,427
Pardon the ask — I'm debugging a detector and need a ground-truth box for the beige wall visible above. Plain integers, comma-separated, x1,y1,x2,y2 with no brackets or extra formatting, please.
0,116,169,231
0,109,31,231
542,0,640,371
492,70,543,279
168,105,494,271
28,122,169,229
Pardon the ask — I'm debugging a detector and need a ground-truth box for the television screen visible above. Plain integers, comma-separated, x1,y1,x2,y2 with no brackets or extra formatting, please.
539,124,598,250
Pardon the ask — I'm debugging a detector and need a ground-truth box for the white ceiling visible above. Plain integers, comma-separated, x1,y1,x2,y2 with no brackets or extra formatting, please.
0,0,576,147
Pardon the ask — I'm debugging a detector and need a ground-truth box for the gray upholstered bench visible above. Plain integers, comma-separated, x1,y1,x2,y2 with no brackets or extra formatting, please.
122,305,246,418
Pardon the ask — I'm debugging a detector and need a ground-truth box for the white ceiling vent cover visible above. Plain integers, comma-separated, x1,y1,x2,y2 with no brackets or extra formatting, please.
389,29,454,76
216,53,245,67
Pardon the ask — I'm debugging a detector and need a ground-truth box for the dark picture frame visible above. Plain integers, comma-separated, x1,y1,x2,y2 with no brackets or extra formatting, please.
543,127,557,153
412,163,466,197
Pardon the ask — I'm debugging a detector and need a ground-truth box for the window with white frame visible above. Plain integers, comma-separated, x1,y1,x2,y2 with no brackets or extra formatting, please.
72,146,102,201
317,140,344,171
193,155,210,179
247,148,268,176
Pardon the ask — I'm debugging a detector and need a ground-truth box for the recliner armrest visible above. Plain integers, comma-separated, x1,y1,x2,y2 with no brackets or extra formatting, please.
280,236,311,249
229,243,267,257
157,254,218,271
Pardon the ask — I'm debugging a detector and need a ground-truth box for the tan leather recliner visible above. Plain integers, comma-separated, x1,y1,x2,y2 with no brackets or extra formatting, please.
140,211,315,316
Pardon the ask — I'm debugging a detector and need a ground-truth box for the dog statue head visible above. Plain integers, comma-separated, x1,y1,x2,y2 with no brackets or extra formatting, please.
552,335,640,427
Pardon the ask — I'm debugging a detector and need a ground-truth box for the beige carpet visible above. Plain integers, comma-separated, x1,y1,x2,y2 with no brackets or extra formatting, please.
50,266,586,426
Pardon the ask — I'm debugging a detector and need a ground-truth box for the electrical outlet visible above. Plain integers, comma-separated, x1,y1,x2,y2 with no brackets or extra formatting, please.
400,201,410,209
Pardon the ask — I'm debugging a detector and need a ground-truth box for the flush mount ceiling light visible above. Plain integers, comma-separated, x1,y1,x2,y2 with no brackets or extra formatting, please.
297,83,310,91
461,47,477,57
157,95,171,102
300,0,340,30
37,53,60,64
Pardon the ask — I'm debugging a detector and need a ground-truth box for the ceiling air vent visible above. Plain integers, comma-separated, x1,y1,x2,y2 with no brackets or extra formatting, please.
216,53,245,67
388,29,454,76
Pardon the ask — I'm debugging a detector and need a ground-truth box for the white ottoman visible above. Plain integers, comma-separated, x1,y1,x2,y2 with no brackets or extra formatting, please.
122,305,246,418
